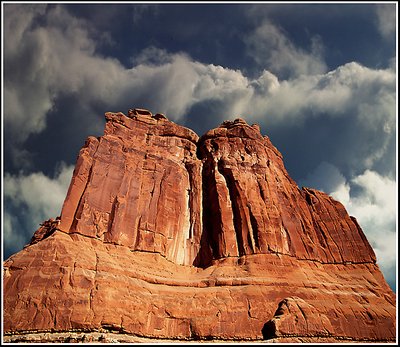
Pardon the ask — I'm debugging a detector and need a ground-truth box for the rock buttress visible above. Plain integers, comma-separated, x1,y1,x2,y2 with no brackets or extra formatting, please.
59,111,203,266
197,118,376,266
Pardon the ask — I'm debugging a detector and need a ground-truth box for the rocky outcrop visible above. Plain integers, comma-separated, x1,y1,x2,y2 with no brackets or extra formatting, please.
28,217,60,246
58,110,201,266
3,109,396,342
197,118,376,266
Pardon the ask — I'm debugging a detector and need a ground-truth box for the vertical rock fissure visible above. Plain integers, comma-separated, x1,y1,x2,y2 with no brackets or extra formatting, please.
152,169,166,243
184,162,194,240
281,221,292,255
256,178,267,202
217,161,247,256
201,160,223,260
134,216,142,249
187,187,193,239
106,196,118,236
249,209,260,251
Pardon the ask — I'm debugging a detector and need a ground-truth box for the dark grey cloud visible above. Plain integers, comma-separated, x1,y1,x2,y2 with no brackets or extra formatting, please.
246,20,327,79
245,3,396,71
375,4,396,39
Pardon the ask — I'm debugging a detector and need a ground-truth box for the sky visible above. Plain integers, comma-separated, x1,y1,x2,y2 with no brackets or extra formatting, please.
2,2,397,291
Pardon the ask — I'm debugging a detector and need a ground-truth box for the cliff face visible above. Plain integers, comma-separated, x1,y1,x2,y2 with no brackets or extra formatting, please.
3,109,396,343
58,110,202,266
197,118,376,266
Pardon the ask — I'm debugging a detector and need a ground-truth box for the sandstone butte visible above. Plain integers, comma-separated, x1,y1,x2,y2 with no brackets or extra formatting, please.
3,109,396,343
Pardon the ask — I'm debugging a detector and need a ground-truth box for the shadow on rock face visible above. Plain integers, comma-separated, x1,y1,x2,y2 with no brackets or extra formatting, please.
261,320,276,340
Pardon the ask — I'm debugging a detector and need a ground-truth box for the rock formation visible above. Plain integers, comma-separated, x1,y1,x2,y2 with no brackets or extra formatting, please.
3,109,396,343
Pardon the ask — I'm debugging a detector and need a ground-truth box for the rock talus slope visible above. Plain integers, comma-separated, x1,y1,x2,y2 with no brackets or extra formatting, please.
3,109,396,343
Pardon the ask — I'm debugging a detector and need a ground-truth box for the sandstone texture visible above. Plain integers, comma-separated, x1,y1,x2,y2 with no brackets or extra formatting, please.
3,109,396,343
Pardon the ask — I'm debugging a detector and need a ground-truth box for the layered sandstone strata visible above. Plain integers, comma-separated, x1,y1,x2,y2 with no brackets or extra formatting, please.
3,109,396,342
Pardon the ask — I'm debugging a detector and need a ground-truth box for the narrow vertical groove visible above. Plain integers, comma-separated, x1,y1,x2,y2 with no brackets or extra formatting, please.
217,160,246,256
206,166,224,259
184,162,194,240
249,211,260,250
106,196,118,236
184,159,203,265
195,139,238,265
187,188,193,239
195,159,218,265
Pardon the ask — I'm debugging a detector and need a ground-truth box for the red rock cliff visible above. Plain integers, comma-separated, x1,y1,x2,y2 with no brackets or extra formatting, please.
197,118,376,266
58,110,202,266
3,109,396,343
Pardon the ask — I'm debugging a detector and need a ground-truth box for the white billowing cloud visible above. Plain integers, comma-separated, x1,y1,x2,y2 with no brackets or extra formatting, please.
246,20,327,78
4,163,74,255
249,61,395,123
115,52,254,122
338,170,397,243
375,4,396,38
303,164,397,289
4,163,74,219
334,170,397,289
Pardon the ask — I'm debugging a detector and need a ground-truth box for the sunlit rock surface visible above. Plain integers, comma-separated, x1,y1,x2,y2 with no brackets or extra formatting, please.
3,109,396,343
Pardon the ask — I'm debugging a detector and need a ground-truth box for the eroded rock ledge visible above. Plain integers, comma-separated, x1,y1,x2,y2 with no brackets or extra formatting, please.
3,108,396,342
